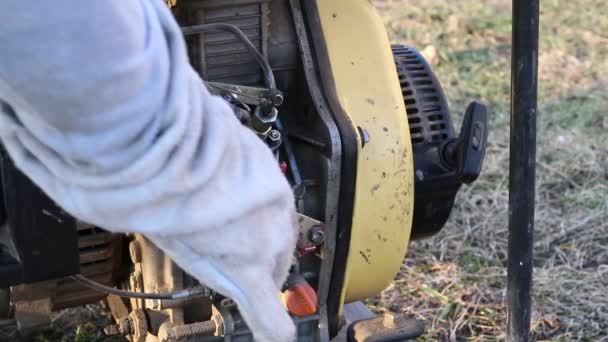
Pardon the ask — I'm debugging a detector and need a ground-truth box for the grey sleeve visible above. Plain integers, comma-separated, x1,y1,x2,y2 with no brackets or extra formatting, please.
0,1,297,341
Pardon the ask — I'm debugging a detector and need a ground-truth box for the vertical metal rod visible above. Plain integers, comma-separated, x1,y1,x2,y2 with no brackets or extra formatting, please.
507,1,539,341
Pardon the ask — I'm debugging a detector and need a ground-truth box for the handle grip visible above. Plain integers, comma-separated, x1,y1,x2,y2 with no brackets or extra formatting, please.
442,101,488,184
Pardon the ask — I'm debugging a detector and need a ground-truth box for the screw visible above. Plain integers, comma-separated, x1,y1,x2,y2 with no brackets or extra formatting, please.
269,130,281,141
268,130,282,148
309,226,325,244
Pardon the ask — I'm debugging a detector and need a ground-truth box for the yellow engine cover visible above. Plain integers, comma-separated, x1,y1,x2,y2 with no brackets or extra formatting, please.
315,1,415,304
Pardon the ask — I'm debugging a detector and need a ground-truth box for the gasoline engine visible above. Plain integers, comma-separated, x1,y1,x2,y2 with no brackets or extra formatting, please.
0,1,487,341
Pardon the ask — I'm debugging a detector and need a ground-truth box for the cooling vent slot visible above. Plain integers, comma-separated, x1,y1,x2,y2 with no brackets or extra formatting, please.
175,0,271,86
53,223,122,310
392,45,455,146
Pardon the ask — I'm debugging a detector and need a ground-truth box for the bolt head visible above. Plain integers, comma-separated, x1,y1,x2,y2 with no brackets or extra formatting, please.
309,226,325,244
129,309,148,338
268,130,281,142
254,106,277,124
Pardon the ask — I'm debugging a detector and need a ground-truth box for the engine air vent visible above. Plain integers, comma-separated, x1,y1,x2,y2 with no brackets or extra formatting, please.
392,45,454,146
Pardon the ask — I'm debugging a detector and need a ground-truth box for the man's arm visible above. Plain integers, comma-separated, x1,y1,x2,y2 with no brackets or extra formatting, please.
0,1,296,341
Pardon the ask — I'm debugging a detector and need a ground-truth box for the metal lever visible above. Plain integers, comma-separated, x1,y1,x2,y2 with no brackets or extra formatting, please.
442,101,488,184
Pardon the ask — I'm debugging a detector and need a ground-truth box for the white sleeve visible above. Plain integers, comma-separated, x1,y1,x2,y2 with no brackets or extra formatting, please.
0,1,297,341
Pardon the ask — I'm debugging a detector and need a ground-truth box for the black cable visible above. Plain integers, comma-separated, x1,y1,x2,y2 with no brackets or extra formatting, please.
181,23,276,90
71,274,209,300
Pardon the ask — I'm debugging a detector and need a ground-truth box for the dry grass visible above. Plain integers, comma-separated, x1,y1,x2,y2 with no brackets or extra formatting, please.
20,304,118,342
370,1,608,341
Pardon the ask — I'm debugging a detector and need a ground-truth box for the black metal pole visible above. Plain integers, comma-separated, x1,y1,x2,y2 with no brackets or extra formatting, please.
507,0,539,341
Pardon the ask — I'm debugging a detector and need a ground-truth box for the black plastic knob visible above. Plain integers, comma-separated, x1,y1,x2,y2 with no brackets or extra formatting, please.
442,101,488,184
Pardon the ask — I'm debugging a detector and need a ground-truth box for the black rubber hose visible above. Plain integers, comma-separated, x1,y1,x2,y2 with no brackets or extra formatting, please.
71,274,209,300
181,23,276,90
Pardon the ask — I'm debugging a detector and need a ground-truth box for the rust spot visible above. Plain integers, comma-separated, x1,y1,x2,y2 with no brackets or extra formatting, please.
359,250,370,264
371,184,380,195
332,13,337,18
377,234,388,243
383,127,389,132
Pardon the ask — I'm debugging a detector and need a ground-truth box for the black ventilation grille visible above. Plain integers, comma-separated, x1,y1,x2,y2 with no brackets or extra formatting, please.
175,0,271,86
392,45,455,145
392,44,459,240
53,223,122,310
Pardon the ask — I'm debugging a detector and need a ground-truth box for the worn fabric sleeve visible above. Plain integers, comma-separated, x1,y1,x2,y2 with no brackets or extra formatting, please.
0,1,297,341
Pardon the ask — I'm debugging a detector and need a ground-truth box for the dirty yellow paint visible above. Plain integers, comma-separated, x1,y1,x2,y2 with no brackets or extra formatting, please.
315,1,415,304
